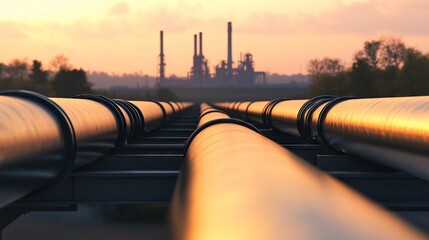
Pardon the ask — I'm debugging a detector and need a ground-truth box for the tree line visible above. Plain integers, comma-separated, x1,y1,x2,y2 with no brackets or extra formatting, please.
0,55,92,97
307,37,429,97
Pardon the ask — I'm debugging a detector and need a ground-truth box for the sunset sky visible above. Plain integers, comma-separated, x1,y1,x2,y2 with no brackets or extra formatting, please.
1,0,429,77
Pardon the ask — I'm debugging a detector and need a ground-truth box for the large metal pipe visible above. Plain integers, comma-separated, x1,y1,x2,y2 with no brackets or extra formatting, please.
0,92,73,208
0,91,127,208
129,100,166,132
0,90,193,208
311,96,429,180
52,95,126,167
214,96,429,180
172,103,426,240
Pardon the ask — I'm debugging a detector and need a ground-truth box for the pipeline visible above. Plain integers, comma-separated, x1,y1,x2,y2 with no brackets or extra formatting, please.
171,103,426,240
214,96,429,180
0,90,192,208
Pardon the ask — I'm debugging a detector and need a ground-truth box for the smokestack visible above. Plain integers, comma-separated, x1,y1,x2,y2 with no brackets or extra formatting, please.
227,22,232,80
194,34,197,57
199,32,203,56
159,30,165,82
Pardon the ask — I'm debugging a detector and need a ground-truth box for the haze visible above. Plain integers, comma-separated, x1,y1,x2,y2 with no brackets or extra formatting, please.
1,0,429,76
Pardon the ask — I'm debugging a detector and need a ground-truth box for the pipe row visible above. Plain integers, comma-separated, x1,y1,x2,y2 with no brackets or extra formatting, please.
172,103,426,240
0,90,192,208
214,96,429,180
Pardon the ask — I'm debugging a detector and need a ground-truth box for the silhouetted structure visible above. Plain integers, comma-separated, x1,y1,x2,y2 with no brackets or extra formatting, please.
213,22,266,86
188,32,210,85
158,31,166,83
170,22,267,87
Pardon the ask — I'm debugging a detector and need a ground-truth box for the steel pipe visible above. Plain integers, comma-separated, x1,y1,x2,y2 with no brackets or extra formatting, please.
129,100,166,131
0,91,76,208
172,103,426,240
52,95,126,167
215,96,429,180
0,90,193,208
311,96,429,180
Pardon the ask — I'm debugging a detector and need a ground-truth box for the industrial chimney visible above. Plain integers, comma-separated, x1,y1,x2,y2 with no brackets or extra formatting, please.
194,34,197,57
199,32,203,57
227,22,233,81
159,31,165,82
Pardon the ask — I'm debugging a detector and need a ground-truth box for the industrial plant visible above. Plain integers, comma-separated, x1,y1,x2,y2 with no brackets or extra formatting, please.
158,22,266,87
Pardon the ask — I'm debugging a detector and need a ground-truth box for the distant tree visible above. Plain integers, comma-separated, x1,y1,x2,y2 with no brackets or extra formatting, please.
307,58,350,96
395,51,429,96
350,57,378,97
50,54,72,72
29,60,49,85
380,37,407,69
307,57,344,80
309,72,352,96
155,87,178,101
51,68,92,97
5,59,28,82
355,40,382,69
0,63,4,79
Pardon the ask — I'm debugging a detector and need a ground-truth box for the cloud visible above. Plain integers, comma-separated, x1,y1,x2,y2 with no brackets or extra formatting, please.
0,21,28,39
108,2,130,16
237,0,429,36
138,7,200,33
62,3,210,39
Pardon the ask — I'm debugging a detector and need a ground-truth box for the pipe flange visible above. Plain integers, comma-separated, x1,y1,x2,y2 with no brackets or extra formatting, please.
297,95,336,140
125,101,145,135
262,98,290,126
165,101,176,117
113,99,138,142
184,118,261,154
317,96,358,148
244,101,257,121
75,94,127,147
198,109,226,122
116,100,144,137
145,100,167,124
302,98,336,143
0,90,76,196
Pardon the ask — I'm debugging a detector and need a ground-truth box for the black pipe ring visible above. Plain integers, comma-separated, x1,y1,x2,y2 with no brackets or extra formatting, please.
302,98,334,143
75,94,127,147
198,109,226,122
262,98,290,126
145,100,167,125
184,118,261,154
165,101,176,117
297,95,336,140
113,99,138,142
317,96,358,148
0,90,76,196
118,100,143,136
244,101,257,121
126,101,145,134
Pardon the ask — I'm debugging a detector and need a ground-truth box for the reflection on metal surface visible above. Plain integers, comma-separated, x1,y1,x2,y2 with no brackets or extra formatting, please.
270,99,307,135
246,101,269,123
172,103,427,240
320,97,429,180
130,101,165,131
215,96,429,180
0,94,69,209
0,90,193,209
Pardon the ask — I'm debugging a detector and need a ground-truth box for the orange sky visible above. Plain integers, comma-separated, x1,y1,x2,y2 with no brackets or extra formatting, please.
1,0,429,76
